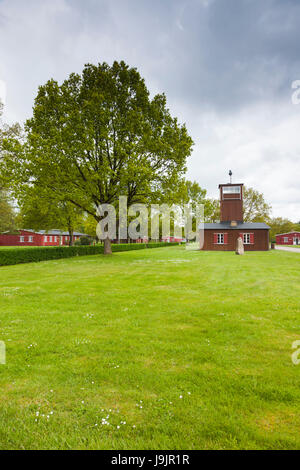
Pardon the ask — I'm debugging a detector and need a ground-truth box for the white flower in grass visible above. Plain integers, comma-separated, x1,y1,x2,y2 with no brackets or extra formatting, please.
117,425,120,429
140,406,143,409
179,395,183,399
188,392,191,395
132,425,136,428
81,401,84,404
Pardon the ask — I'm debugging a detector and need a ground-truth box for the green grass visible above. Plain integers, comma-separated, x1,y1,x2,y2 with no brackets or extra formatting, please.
0,246,299,450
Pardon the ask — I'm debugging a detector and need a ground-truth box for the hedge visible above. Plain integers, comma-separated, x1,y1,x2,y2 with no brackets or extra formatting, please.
0,242,182,267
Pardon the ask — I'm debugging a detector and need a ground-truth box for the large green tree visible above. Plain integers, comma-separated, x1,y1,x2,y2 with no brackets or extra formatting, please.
9,61,193,253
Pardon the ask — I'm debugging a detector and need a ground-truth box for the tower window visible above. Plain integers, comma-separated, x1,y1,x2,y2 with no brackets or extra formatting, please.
223,186,241,194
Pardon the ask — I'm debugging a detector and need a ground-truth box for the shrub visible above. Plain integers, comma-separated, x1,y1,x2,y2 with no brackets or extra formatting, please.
0,245,103,267
79,236,92,246
0,242,182,266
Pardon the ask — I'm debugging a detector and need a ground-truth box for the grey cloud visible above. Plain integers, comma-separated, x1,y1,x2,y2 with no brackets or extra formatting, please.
0,0,299,219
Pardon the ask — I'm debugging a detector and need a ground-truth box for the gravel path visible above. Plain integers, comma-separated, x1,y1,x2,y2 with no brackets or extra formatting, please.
275,246,300,253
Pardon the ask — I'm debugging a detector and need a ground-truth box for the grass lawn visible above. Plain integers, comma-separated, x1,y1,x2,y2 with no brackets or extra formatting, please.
0,246,299,450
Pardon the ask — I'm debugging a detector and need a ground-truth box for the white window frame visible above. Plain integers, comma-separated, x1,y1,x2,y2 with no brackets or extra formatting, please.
54,236,57,242
44,236,48,242
20,236,25,243
284,237,289,243
243,233,251,244
28,236,33,243
223,186,241,195
217,233,224,244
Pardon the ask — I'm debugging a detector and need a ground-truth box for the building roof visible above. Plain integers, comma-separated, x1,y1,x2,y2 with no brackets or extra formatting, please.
200,222,270,230
37,230,87,236
218,183,244,188
275,232,300,236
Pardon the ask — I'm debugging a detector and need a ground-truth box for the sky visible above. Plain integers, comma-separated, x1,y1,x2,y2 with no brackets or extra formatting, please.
0,0,299,221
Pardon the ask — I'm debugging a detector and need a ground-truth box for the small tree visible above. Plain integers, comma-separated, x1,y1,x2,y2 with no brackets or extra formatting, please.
17,189,85,245
0,190,16,232
243,187,271,222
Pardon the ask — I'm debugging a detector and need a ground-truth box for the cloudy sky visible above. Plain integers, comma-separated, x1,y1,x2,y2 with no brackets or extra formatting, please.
0,0,299,220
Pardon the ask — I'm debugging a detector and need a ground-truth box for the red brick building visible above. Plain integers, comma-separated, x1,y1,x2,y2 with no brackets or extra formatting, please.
275,232,300,245
0,229,87,246
201,181,270,251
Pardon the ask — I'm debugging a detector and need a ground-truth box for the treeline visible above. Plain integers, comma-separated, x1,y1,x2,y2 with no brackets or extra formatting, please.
0,61,296,249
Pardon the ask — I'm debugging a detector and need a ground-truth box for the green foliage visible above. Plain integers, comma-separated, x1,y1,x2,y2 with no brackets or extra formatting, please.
0,190,16,232
0,101,24,191
0,242,181,266
16,61,193,223
269,217,300,241
243,187,271,222
16,187,85,245
78,236,92,246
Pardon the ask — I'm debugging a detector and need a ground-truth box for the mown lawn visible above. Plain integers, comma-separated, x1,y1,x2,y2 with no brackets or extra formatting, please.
0,246,299,450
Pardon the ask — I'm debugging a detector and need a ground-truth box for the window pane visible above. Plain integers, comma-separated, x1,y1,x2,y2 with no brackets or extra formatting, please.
223,186,241,194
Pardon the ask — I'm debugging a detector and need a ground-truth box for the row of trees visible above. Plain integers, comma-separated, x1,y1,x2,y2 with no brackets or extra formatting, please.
0,61,297,248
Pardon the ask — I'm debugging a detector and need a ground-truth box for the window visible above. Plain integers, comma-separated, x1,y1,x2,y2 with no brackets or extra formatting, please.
20,236,24,243
49,236,52,242
217,233,224,244
284,237,289,243
243,233,250,244
214,233,228,244
54,236,57,242
223,186,241,195
242,233,254,244
44,236,47,242
28,236,33,243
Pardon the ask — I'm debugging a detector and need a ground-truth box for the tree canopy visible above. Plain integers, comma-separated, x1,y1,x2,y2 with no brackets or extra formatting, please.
9,61,193,252
268,217,300,241
243,187,271,222
0,190,16,233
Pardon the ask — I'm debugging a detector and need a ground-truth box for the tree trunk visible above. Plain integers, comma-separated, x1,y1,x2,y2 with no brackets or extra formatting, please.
68,228,74,246
104,237,112,255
